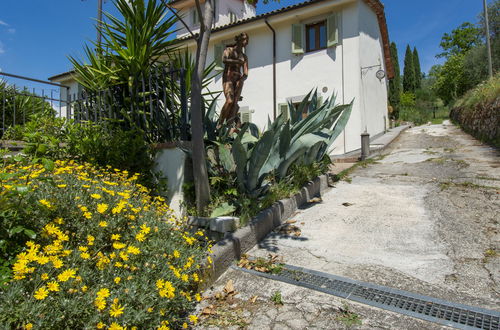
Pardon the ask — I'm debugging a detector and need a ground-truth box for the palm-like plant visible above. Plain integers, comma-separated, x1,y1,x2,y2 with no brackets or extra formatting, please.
70,0,179,90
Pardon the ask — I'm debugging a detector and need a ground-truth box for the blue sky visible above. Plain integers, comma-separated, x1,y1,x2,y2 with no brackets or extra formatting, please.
0,0,490,87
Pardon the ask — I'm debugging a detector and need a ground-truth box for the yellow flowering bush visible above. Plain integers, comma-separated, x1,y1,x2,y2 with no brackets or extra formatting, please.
0,158,210,329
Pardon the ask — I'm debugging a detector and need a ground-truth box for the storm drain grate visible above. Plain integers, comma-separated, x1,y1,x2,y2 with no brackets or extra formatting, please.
232,264,500,330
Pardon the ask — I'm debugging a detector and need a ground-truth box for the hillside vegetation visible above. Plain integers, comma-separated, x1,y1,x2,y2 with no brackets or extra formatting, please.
450,73,500,147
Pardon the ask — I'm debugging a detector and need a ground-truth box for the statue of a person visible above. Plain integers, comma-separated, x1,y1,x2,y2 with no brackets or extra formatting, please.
218,33,249,127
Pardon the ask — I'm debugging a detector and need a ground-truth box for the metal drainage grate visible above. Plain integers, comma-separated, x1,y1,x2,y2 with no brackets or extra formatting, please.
232,264,500,330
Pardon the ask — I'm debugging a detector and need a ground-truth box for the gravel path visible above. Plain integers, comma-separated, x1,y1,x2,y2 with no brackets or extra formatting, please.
196,121,500,329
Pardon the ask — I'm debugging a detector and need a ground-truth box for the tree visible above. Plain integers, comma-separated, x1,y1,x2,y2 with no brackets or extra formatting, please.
431,54,467,105
403,45,416,92
388,42,401,118
413,47,422,89
437,22,481,59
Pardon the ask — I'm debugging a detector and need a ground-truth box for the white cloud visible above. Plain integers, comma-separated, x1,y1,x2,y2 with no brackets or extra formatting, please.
7,28,15,34
0,20,8,26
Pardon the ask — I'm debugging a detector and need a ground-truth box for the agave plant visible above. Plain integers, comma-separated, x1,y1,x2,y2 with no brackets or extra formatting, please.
229,90,353,197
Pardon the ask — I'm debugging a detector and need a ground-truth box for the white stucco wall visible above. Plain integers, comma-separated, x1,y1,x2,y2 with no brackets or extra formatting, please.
176,0,256,39
197,0,380,154
358,0,389,139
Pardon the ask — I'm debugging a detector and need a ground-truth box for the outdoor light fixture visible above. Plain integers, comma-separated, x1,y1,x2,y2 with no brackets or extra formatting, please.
376,69,386,81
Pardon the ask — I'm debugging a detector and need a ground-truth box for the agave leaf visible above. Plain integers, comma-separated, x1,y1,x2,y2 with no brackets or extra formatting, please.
247,130,275,192
217,143,235,172
279,121,291,159
232,136,248,191
210,202,236,217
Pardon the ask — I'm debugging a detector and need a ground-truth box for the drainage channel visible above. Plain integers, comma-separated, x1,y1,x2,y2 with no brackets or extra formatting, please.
231,264,500,330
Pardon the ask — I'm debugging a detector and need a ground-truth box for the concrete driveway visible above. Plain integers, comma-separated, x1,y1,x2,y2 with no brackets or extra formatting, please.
197,121,500,329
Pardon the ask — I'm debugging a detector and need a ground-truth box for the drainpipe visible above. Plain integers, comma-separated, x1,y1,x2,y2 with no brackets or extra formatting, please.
264,18,277,120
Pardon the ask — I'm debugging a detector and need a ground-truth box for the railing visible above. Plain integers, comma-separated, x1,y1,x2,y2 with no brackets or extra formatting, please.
0,71,70,137
0,66,189,142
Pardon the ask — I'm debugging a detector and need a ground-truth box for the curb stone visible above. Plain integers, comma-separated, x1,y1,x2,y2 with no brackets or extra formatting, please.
205,175,329,285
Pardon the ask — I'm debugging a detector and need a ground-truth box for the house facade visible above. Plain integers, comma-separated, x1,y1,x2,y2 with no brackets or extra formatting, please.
173,0,393,154
50,0,393,155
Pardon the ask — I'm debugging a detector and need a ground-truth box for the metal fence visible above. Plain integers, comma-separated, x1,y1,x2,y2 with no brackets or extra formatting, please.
0,66,189,142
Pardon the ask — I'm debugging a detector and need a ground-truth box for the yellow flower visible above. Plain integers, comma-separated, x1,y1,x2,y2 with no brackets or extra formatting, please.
96,322,105,329
47,281,60,292
57,184,67,188
87,235,95,246
80,252,91,259
119,251,129,261
127,245,140,255
81,285,88,292
34,286,49,300
140,224,151,234
195,293,202,302
57,269,76,282
41,273,49,280
54,217,64,224
99,221,108,228
182,323,188,329
111,234,121,241
192,273,199,282
97,288,110,298
147,307,153,313
108,323,125,330
135,232,146,242
39,199,53,209
173,250,180,258
78,246,88,252
114,277,121,284
25,323,33,330
109,303,125,317
83,212,93,219
94,297,106,311
113,242,126,250
91,193,102,199
181,274,189,282
189,315,198,324
97,203,108,214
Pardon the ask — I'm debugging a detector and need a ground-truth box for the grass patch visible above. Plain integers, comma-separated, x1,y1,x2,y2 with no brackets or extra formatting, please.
336,303,362,327
270,290,283,306
332,155,386,183
439,181,499,191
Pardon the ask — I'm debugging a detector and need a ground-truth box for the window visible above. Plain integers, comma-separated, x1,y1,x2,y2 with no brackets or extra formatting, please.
291,13,340,55
306,21,327,52
229,11,237,24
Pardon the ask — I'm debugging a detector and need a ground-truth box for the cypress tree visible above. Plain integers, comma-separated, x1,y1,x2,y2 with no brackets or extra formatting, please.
403,45,416,92
413,47,422,89
388,42,402,117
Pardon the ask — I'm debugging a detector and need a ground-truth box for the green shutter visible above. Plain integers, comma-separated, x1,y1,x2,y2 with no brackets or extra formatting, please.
291,24,304,54
214,44,224,70
241,108,251,123
327,13,339,48
278,103,289,120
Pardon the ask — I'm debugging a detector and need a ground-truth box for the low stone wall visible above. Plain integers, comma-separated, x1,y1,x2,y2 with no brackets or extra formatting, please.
205,175,330,285
450,98,500,148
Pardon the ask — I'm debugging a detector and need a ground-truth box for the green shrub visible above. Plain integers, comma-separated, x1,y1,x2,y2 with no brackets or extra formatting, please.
0,158,209,329
3,117,158,190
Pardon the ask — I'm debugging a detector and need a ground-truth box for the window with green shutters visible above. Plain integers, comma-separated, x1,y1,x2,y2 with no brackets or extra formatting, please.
278,103,289,120
214,44,225,71
292,12,340,54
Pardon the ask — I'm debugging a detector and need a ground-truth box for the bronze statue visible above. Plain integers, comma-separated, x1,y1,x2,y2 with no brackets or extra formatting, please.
218,33,249,127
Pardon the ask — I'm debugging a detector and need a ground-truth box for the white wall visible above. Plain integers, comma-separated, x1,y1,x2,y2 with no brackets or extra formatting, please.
201,1,368,154
358,0,389,138
176,0,256,39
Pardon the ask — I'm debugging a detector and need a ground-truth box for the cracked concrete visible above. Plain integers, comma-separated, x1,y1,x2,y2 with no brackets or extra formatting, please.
197,121,500,329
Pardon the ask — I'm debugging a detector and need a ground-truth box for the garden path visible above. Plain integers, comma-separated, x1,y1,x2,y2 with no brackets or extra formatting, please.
196,121,500,329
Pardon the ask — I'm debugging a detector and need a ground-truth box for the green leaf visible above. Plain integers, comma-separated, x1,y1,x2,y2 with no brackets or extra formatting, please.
42,158,55,171
23,229,36,239
210,202,236,218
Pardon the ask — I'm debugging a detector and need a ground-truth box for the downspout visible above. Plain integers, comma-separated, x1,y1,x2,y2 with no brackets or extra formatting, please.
264,18,277,120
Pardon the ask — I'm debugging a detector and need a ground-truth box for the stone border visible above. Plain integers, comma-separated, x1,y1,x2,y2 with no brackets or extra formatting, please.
206,174,330,284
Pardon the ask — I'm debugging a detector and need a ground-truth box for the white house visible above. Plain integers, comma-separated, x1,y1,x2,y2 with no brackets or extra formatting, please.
50,0,394,155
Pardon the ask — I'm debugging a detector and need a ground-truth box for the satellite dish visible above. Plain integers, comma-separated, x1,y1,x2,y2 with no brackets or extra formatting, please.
376,69,386,80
